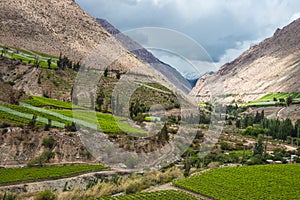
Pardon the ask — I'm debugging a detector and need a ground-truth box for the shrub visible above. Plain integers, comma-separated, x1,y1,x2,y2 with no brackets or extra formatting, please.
65,122,78,132
27,151,55,167
220,141,230,150
34,190,56,200
42,137,56,149
0,192,17,200
0,122,11,128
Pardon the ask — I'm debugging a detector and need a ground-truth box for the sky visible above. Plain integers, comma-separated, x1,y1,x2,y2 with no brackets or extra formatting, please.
76,0,300,79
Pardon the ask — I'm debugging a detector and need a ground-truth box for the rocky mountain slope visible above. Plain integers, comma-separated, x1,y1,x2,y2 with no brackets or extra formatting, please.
0,0,144,71
97,18,192,93
0,0,192,94
192,18,300,103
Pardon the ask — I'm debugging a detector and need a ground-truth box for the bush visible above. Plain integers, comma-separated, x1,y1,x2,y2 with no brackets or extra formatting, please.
27,151,55,167
42,137,56,149
34,190,56,200
0,122,11,128
246,156,262,165
125,155,138,168
0,192,17,200
65,122,78,132
125,180,144,194
220,141,230,150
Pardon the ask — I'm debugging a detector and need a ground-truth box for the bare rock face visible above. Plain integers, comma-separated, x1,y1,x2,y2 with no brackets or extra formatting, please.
192,18,300,103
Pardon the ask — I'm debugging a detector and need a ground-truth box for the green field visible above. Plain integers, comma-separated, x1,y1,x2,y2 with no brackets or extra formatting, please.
0,105,65,128
0,46,59,69
51,109,147,135
246,92,300,107
135,82,172,94
96,190,201,200
173,164,300,200
0,96,147,135
0,107,32,126
258,92,300,101
0,165,107,184
21,96,82,109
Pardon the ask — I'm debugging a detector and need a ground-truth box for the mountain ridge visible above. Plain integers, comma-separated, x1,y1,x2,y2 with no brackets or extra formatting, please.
192,18,300,102
0,0,145,71
97,18,193,92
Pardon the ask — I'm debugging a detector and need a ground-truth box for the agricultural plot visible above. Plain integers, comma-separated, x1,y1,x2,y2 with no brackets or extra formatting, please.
173,164,300,200
0,96,146,135
246,92,300,107
0,105,67,127
51,109,147,135
135,82,172,94
3,104,69,125
21,96,82,109
0,164,107,184
97,190,201,200
0,46,59,69
259,92,300,101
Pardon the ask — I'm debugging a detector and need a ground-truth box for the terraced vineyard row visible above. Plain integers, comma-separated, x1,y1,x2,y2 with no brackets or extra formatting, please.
0,46,59,69
0,96,147,135
21,96,81,109
173,164,300,200
0,165,107,184
246,92,300,107
96,190,201,200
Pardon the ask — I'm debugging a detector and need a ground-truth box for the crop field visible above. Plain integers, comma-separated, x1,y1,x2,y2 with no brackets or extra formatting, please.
258,92,300,101
0,96,146,134
135,82,172,94
173,164,300,200
246,92,300,107
0,107,31,126
0,165,107,184
3,104,69,125
21,96,82,109
0,46,59,68
96,190,201,200
51,109,147,135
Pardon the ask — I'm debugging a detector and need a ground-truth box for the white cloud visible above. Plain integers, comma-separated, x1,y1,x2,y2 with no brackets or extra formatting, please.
214,39,262,67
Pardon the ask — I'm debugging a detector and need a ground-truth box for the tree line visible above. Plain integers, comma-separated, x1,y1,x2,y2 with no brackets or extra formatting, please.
238,110,300,141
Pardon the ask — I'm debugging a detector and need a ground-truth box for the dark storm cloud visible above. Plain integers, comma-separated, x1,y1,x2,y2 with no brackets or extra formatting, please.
77,0,300,69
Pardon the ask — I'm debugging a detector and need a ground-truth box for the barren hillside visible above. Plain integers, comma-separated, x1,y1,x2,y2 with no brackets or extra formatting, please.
192,18,300,103
0,0,144,71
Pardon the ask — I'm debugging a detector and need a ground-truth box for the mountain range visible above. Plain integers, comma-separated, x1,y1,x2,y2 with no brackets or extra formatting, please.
0,0,299,103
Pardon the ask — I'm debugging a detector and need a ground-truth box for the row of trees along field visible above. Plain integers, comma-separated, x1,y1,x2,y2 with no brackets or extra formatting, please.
237,110,300,141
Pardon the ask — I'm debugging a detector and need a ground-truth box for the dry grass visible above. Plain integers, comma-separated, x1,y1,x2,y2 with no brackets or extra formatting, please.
55,167,183,200
2,167,183,200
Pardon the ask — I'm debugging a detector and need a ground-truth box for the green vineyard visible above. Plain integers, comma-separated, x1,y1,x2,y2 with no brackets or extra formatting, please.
246,92,300,107
0,96,147,135
173,164,300,200
0,165,107,184
96,190,201,200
